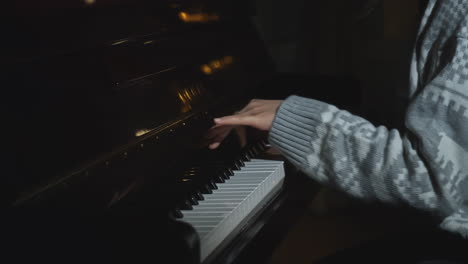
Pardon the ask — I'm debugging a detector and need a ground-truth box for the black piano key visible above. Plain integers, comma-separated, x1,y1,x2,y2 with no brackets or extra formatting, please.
208,180,218,190
181,200,193,210
189,195,199,205
200,184,213,194
214,175,225,183
242,153,251,161
260,140,268,150
221,172,230,180
225,168,234,177
232,161,241,170
251,146,260,156
172,209,184,219
194,191,205,201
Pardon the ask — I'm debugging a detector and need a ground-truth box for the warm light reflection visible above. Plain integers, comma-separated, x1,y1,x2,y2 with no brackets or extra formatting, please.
84,0,96,5
178,11,220,23
212,61,221,69
177,84,203,113
201,65,213,75
179,12,188,21
111,39,129,46
135,129,151,137
224,56,234,64
200,56,234,75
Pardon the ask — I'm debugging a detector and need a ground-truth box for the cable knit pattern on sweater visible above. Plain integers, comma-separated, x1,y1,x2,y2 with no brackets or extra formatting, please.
269,0,468,238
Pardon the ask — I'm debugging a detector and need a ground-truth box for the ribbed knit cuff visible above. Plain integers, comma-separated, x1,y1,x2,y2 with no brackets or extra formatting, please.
268,95,332,166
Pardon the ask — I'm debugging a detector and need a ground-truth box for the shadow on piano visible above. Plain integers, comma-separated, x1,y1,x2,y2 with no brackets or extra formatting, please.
1,1,359,263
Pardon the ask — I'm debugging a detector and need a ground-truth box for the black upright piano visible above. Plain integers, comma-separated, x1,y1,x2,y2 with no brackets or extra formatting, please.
2,1,318,263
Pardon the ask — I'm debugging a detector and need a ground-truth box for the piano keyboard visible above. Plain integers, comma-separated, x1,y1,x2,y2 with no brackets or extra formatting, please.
178,158,285,262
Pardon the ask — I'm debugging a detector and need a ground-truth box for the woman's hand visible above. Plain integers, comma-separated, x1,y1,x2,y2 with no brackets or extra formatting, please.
206,99,283,149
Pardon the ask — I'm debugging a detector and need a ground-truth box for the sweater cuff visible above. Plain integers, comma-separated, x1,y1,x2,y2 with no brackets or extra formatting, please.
268,95,334,165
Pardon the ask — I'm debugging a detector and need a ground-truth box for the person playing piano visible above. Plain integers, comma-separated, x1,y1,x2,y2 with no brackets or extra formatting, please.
207,0,468,262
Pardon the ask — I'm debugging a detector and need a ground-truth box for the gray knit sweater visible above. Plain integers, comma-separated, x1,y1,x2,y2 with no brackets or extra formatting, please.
269,0,468,238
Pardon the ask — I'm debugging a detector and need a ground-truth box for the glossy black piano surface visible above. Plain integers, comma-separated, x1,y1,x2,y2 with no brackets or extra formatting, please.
4,0,276,202
2,1,320,263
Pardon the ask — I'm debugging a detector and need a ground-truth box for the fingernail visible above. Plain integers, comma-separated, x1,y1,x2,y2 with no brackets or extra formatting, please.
214,118,221,123
209,142,219,149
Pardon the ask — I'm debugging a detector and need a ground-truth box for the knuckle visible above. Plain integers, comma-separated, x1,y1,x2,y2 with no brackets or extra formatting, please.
249,98,260,105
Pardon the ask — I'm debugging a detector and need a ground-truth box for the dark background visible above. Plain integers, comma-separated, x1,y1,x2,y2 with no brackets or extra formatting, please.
251,0,424,129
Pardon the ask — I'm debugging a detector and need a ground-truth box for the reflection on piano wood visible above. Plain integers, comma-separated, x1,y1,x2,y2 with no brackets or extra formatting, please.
2,1,308,264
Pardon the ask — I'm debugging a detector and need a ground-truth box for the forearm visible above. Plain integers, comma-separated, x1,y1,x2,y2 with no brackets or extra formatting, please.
269,95,440,211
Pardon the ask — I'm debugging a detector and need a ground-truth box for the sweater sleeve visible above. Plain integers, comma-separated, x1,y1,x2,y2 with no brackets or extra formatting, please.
269,95,436,207
269,91,468,236
268,34,468,237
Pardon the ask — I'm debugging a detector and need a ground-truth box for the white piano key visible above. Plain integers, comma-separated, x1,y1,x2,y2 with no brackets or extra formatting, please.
214,187,257,191
249,159,279,163
195,203,239,208
182,216,225,221
181,212,230,217
189,207,235,212
197,200,243,204
195,226,215,233
184,220,221,225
